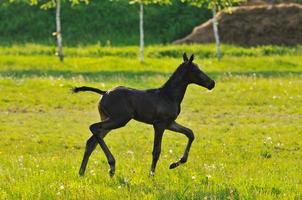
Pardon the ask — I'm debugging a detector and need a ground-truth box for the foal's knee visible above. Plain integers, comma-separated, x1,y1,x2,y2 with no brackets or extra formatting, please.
89,124,100,135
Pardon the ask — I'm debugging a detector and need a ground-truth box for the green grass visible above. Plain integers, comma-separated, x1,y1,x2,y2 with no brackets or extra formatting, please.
0,44,302,199
1,44,301,58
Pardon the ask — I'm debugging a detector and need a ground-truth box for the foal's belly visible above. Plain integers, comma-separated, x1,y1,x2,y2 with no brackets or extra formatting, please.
133,116,154,124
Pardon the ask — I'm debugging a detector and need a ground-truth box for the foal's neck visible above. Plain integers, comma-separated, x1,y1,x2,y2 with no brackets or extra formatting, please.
161,67,189,104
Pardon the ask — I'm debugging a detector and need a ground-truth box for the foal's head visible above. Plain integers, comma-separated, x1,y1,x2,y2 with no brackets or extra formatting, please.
182,53,215,90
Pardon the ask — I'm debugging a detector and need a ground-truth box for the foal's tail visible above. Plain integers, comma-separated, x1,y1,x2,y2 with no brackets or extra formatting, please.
72,86,106,95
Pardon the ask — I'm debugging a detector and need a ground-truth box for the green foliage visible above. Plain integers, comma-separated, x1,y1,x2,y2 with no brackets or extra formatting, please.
182,0,246,10
0,0,211,45
0,44,302,199
29,0,90,9
129,0,171,5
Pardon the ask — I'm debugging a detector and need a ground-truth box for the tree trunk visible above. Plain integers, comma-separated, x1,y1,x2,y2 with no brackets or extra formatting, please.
56,0,63,62
139,3,144,63
212,8,221,60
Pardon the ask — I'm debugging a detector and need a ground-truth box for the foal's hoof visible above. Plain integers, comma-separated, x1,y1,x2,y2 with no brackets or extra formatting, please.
109,169,115,177
169,162,180,169
79,169,85,177
149,171,155,177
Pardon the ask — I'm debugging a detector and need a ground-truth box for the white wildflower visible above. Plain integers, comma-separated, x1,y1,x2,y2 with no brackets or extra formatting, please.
90,169,96,176
264,136,273,145
126,150,134,155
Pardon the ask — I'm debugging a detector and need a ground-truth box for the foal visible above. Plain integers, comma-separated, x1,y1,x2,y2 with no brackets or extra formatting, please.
73,53,215,177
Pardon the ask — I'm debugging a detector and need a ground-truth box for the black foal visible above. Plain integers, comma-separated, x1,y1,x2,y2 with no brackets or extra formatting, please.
73,53,215,177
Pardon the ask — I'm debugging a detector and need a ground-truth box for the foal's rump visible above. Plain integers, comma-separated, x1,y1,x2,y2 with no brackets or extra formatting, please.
99,86,137,119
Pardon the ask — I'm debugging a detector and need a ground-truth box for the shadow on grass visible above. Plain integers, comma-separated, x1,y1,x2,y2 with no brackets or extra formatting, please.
0,69,301,81
0,70,169,81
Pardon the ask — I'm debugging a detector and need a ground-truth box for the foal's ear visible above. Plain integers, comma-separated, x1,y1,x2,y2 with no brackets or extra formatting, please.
183,53,188,62
188,54,194,64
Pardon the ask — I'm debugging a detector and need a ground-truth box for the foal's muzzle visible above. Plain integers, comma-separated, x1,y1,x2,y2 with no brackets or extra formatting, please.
207,80,215,90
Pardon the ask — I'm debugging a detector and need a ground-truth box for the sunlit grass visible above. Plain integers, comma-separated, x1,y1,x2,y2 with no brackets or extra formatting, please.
0,44,301,199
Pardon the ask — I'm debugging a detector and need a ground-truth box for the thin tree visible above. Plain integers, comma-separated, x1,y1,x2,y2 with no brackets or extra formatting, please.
129,0,171,63
139,3,144,63
182,0,246,60
29,0,89,61
212,6,220,60
55,0,63,61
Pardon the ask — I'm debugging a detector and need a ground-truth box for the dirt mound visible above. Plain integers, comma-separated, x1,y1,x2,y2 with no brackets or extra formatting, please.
245,0,300,5
173,3,302,46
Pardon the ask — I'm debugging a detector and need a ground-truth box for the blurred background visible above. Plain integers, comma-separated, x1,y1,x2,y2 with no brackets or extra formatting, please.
0,0,301,46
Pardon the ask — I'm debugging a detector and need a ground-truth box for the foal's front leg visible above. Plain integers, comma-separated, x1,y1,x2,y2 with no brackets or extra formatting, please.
167,121,195,169
150,123,166,176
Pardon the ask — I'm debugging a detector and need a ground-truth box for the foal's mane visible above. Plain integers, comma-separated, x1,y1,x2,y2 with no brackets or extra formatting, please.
162,62,188,89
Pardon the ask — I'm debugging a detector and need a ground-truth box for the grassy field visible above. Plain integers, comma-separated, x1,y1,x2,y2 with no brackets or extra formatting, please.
0,44,301,199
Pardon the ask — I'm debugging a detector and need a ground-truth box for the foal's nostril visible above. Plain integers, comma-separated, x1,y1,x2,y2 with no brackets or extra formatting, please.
208,80,215,90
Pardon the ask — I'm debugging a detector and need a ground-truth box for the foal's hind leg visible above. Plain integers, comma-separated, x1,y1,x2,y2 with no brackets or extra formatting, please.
79,136,97,176
167,121,195,169
79,130,109,176
89,117,131,177
79,112,109,176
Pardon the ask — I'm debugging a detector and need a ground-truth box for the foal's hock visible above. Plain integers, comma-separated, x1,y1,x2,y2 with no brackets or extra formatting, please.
73,53,215,177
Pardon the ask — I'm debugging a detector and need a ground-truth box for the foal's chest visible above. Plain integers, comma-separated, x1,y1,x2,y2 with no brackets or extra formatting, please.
155,100,180,120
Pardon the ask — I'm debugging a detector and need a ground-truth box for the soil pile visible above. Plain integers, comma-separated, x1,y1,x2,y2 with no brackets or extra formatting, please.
245,0,300,5
173,3,302,46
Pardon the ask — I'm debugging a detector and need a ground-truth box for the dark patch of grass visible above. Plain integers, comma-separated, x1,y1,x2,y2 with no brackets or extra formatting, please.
1,69,302,82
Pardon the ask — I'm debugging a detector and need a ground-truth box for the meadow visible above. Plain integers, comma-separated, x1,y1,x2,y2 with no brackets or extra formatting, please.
0,44,301,199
